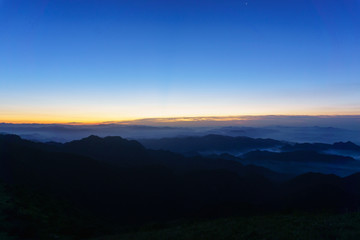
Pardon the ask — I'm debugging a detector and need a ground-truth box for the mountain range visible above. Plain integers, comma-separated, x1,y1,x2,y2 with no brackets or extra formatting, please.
2,133,360,239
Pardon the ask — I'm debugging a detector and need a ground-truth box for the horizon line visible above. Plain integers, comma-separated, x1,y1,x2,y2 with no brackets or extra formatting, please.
1,114,360,125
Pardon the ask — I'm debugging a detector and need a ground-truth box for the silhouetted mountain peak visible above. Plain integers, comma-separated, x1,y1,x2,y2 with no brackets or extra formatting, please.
61,135,149,166
67,135,144,149
333,141,360,151
83,135,102,140
344,172,360,183
0,133,22,142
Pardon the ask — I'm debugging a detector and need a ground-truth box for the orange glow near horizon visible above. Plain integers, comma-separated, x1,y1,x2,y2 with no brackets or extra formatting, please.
2,111,360,125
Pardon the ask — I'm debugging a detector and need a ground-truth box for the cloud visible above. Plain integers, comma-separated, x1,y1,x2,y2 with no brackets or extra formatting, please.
113,115,360,128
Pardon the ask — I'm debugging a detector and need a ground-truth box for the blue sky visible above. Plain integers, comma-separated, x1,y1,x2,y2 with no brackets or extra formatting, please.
0,0,359,122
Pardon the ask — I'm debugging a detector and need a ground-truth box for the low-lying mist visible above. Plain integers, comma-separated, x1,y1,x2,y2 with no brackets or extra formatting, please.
1,123,360,144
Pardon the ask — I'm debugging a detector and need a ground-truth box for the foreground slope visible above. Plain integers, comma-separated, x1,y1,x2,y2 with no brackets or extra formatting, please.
90,213,360,240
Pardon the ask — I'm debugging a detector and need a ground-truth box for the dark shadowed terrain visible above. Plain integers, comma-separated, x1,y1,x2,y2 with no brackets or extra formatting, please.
2,133,360,239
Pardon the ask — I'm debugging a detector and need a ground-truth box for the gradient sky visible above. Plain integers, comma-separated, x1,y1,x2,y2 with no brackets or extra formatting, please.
1,0,360,123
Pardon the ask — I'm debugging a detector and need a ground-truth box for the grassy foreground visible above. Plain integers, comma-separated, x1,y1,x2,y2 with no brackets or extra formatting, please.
90,212,360,240
2,182,360,240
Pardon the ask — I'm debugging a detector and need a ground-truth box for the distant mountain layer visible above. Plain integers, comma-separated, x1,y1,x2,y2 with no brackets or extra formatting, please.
2,123,360,144
282,141,360,152
139,134,285,154
209,149,360,177
139,134,360,156
243,150,356,164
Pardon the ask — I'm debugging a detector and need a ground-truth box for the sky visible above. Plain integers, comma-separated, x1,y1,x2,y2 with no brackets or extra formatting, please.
0,0,360,123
